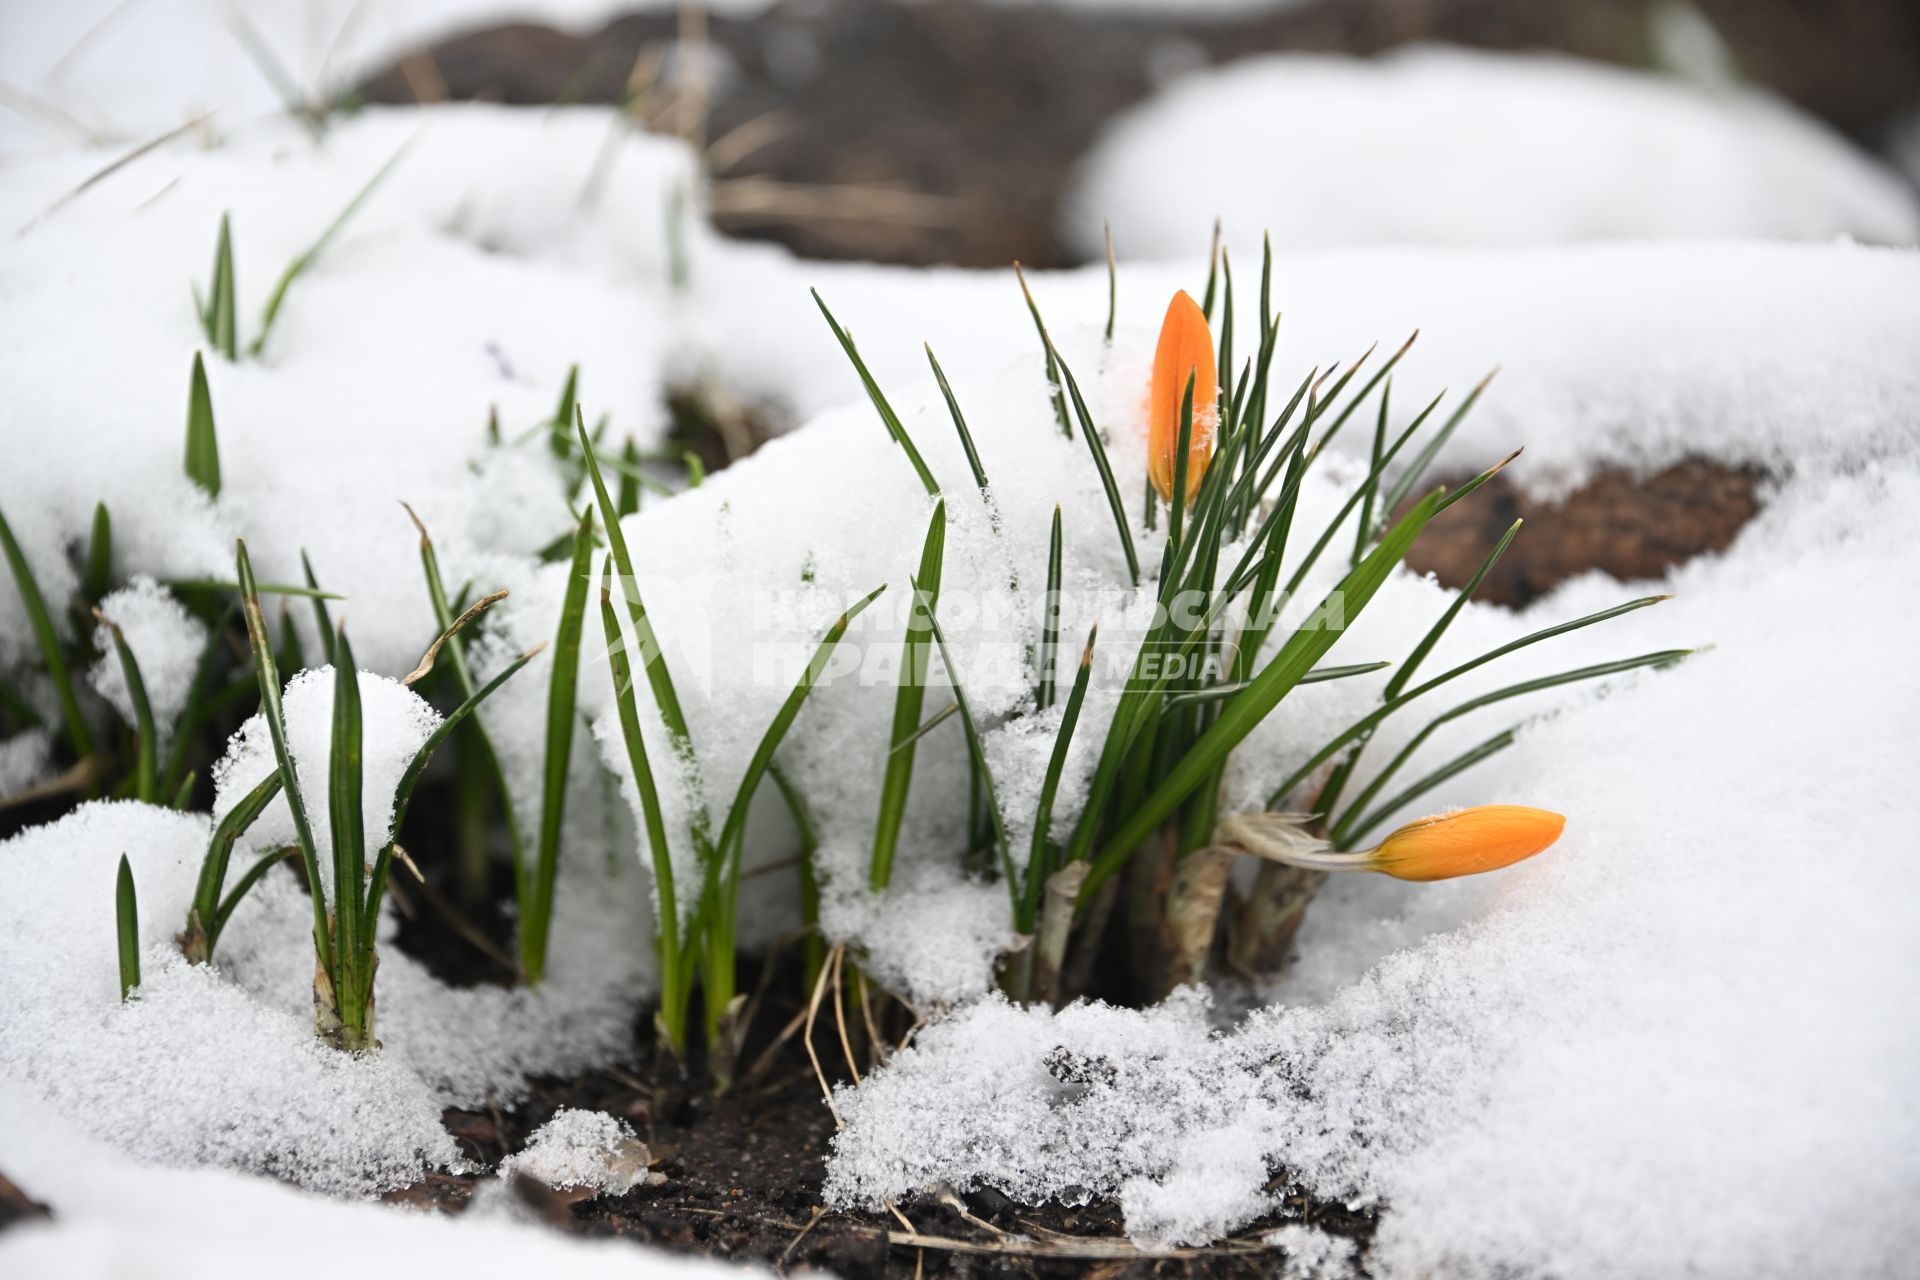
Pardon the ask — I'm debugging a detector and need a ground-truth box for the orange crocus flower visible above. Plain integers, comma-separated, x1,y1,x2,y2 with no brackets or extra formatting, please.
1221,804,1565,882
1366,805,1566,882
1148,290,1218,505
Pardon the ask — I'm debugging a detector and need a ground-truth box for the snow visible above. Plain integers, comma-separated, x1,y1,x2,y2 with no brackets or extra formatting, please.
210,666,441,900
703,239,1920,497
0,0,768,156
0,104,693,676
88,576,210,751
1065,47,1920,256
0,1088,745,1280
501,1108,658,1196
823,458,1920,1270
0,801,462,1196
1,20,1918,1276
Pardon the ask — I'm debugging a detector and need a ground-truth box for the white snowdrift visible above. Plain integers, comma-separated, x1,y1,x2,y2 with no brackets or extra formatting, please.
0,106,693,676
826,461,1920,1274
1066,47,1920,256
0,1088,748,1280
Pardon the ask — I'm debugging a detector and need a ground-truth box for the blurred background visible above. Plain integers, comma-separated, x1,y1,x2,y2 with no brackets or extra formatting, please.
5,0,1917,269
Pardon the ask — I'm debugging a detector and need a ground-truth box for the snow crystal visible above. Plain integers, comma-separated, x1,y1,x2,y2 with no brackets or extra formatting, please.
1066,47,1920,255
501,1109,657,1197
88,576,209,751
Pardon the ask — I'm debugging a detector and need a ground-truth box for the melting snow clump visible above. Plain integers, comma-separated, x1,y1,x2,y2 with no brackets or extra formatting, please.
501,1109,659,1197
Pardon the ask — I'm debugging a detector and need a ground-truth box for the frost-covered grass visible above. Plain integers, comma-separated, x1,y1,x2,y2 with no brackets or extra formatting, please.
3,20,1919,1279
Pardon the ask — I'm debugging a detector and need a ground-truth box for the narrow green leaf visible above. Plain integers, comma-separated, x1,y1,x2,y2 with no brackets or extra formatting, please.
327,622,367,1012
116,854,140,1000
399,503,526,899
1021,626,1096,931
252,141,409,357
276,602,304,675
1199,218,1221,319
1352,378,1391,566
1014,263,1072,438
159,602,236,800
94,610,157,802
385,649,541,844
920,593,1014,894
549,364,580,459
83,503,112,604
926,344,989,491
188,768,283,960
1163,661,1391,712
696,582,890,1007
770,764,826,986
1336,727,1517,848
1103,221,1117,343
300,552,336,669
1281,388,1443,600
1387,518,1523,701
889,700,959,754
213,845,298,944
235,539,331,969
1037,505,1062,710
204,212,237,361
1266,592,1673,810
617,435,643,517
810,289,941,495
1049,338,1141,586
1332,649,1692,845
0,502,94,758
598,556,685,1051
184,354,221,498
523,505,595,984
577,412,695,749
871,501,946,890
1382,368,1497,516
1167,371,1196,553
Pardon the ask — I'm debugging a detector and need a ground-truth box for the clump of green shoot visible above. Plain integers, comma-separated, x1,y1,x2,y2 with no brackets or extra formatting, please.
812,229,1685,1011
575,410,882,1086
185,146,407,364
227,538,530,1048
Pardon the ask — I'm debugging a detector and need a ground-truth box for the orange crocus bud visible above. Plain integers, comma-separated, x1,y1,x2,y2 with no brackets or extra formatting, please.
1148,290,1218,505
1367,805,1566,882
1221,804,1565,882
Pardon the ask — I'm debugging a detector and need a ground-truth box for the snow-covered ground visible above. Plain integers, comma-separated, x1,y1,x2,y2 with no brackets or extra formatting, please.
3,12,1918,1279
1067,46,1920,256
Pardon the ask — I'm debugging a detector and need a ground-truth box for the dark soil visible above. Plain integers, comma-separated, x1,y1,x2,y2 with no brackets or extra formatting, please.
1405,458,1768,607
381,974,1378,1279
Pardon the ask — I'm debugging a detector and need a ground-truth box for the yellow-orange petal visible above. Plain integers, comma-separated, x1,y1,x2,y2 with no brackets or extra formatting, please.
1367,805,1566,882
1148,290,1218,504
